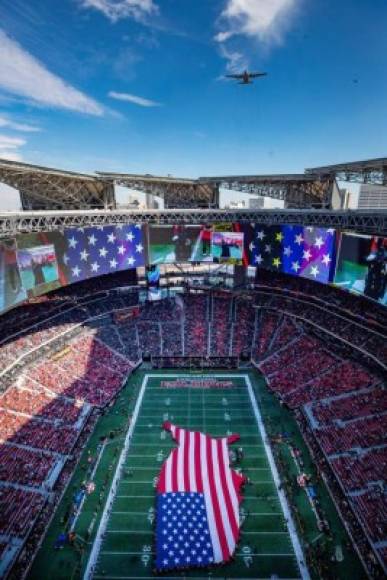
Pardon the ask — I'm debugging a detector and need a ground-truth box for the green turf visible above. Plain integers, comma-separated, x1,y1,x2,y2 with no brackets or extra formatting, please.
28,370,365,580
91,374,300,579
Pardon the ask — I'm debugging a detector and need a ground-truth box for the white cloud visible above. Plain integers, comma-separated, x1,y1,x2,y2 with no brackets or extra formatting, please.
80,0,158,23
0,29,104,116
219,45,248,73
0,133,26,161
215,0,297,44
0,116,41,132
108,90,161,107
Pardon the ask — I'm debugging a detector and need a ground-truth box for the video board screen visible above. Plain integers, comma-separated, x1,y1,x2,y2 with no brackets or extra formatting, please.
211,231,244,263
0,238,27,312
148,225,204,264
241,224,336,283
334,234,386,305
149,224,244,265
18,243,59,295
63,224,146,284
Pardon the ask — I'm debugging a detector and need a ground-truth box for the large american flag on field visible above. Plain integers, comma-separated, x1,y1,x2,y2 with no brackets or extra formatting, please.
63,224,145,283
155,422,245,571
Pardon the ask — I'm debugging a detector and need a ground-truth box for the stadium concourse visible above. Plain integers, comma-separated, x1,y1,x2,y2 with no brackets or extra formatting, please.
0,269,385,579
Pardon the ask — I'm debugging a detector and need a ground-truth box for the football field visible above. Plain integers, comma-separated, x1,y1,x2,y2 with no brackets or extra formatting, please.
85,373,306,579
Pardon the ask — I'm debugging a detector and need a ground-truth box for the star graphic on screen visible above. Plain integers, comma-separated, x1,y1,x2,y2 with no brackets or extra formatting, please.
127,256,135,266
110,258,118,269
295,233,304,245
256,230,265,240
272,257,281,268
314,236,324,249
249,241,255,251
68,236,78,249
126,231,134,242
264,244,271,253
88,234,97,246
254,254,263,265
99,247,108,258
275,231,284,243
303,249,312,261
107,232,116,243
72,265,81,277
322,253,331,266
91,261,100,272
283,246,292,257
291,260,301,273
63,253,69,265
80,249,89,261
136,243,144,253
310,265,320,278
117,244,126,255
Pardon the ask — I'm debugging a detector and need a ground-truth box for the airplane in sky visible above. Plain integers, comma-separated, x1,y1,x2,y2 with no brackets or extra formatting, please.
225,70,268,85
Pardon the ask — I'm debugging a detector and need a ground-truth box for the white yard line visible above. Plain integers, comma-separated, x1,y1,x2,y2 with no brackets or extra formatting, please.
245,374,310,580
83,374,149,580
70,441,107,533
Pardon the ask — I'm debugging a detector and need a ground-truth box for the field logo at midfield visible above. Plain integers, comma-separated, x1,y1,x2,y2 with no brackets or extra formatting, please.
155,421,246,571
161,378,234,389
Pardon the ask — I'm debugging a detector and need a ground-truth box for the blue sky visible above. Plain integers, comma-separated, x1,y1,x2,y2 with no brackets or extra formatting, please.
0,0,386,186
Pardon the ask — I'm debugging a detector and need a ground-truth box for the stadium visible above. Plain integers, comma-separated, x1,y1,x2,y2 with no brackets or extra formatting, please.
0,156,386,580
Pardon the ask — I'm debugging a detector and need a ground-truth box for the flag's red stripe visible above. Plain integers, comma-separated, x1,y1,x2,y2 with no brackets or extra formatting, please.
217,439,238,540
183,430,190,491
206,436,229,560
194,431,203,492
171,427,180,491
158,463,166,493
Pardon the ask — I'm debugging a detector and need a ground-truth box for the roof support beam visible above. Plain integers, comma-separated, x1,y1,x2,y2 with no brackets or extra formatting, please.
0,209,385,238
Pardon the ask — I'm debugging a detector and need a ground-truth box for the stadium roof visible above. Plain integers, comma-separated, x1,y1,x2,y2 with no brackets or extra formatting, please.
96,171,218,208
1,156,386,211
1,208,385,238
306,157,387,185
0,158,114,211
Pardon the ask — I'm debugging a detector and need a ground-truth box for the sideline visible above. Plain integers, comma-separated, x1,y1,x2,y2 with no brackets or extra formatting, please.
83,374,149,580
245,374,310,580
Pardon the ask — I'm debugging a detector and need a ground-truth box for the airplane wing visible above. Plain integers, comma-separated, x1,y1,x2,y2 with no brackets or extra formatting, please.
225,74,244,79
249,72,267,78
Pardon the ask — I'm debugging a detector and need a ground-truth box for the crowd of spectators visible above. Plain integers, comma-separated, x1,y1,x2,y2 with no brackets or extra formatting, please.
331,447,387,492
210,296,232,356
231,297,255,356
0,269,386,575
183,293,209,356
0,316,138,576
253,308,386,572
312,386,387,426
0,488,46,538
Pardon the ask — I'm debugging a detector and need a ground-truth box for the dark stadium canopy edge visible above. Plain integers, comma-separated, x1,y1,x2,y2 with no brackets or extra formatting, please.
0,208,386,238
306,157,387,185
